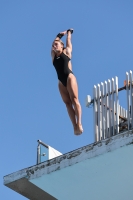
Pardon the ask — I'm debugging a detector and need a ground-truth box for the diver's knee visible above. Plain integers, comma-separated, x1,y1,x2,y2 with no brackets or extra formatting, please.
64,100,72,108
71,97,79,106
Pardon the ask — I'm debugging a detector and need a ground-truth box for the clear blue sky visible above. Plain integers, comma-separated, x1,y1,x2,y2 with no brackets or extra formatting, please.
1,0,133,199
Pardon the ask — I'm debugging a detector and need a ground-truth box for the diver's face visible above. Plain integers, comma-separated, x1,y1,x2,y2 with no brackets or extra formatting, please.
52,41,63,52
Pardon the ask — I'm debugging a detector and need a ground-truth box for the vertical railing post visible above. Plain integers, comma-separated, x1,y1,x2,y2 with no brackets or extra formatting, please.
97,84,101,140
37,142,41,164
108,79,111,137
93,85,98,142
129,70,133,128
123,108,125,118
101,82,105,139
121,106,123,117
111,78,115,135
126,72,130,130
119,105,121,117
114,101,116,134
119,105,121,126
104,81,108,138
126,110,127,119
115,76,119,134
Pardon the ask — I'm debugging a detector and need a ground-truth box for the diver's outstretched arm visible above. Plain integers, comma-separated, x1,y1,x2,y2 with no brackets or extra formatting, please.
66,29,73,57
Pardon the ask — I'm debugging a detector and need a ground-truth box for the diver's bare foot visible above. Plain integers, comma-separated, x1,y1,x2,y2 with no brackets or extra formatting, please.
74,125,83,136
74,126,78,135
77,124,83,134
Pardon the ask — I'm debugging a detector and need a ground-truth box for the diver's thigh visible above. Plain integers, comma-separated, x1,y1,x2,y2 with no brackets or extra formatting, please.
67,74,78,99
58,81,71,104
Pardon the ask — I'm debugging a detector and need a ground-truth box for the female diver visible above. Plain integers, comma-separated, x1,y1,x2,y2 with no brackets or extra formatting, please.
51,29,83,135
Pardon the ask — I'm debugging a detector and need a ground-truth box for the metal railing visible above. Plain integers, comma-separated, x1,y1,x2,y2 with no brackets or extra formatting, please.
86,70,133,142
37,140,48,164
37,140,62,164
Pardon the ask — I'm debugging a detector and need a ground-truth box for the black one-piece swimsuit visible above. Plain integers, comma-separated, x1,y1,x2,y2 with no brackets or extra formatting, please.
53,52,73,87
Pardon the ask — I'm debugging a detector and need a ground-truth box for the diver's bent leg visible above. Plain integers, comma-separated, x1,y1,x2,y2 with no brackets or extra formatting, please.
72,98,82,126
67,74,83,134
65,102,77,131
58,82,77,131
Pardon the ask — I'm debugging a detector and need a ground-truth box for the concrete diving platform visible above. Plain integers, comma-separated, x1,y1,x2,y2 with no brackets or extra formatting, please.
4,129,133,200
